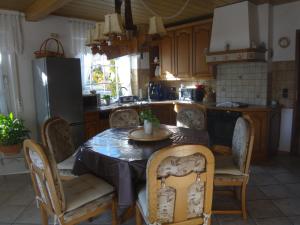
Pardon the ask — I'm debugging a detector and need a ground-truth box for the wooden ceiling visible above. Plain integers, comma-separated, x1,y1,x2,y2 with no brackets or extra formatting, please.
0,0,299,24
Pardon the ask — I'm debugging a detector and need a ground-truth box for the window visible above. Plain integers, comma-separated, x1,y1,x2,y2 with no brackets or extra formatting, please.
82,54,132,101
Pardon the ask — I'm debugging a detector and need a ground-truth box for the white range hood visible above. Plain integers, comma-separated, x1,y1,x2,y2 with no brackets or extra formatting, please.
206,1,266,64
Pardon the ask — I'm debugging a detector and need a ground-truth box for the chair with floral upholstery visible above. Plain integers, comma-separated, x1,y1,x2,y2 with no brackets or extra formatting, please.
109,109,140,128
212,115,255,219
176,108,206,130
42,117,77,180
136,144,215,225
23,139,118,225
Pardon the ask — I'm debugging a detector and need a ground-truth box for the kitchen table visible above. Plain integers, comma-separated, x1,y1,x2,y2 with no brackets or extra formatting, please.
73,125,210,207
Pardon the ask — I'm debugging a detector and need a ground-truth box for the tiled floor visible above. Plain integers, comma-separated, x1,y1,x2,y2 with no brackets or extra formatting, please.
0,154,299,225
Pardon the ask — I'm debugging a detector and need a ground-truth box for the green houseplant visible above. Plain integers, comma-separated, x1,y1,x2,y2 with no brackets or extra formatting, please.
102,95,111,106
0,113,30,155
139,109,159,135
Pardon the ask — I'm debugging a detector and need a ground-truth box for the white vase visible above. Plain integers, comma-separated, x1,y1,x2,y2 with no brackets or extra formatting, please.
144,120,153,135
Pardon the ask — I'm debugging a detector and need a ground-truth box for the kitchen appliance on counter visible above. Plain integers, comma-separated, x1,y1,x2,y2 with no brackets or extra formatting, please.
148,82,177,101
33,58,84,148
179,87,196,101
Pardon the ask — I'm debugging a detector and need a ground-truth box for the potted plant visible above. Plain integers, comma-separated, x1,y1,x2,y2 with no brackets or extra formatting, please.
195,84,206,102
102,95,111,105
0,113,30,155
139,109,159,135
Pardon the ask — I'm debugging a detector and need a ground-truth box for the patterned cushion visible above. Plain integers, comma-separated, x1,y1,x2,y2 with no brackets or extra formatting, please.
109,109,140,128
157,153,205,178
176,108,205,130
232,118,250,171
45,119,75,163
63,194,113,223
63,174,114,213
215,155,243,176
187,180,205,218
138,185,176,223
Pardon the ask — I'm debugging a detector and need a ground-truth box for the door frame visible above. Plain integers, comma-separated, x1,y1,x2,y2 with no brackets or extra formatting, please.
291,30,300,155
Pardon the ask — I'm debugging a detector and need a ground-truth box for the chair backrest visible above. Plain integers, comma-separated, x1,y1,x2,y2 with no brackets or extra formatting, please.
146,145,214,224
23,139,66,215
176,108,206,130
231,116,255,173
109,109,140,128
42,117,75,163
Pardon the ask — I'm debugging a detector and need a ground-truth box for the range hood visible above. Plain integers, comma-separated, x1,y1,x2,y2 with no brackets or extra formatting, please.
206,1,266,64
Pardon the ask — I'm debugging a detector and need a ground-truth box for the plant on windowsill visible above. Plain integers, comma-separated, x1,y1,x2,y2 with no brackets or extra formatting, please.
102,95,111,106
0,113,30,155
139,109,160,135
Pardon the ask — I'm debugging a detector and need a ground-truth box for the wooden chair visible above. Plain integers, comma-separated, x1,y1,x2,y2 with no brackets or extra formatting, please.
212,115,255,219
109,108,140,128
42,117,77,180
23,139,118,225
136,144,215,225
176,107,206,130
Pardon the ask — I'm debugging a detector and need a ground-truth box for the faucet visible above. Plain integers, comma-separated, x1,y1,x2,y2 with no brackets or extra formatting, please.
119,86,128,97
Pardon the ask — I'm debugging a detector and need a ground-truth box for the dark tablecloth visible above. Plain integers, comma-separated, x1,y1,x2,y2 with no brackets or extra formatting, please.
73,125,209,207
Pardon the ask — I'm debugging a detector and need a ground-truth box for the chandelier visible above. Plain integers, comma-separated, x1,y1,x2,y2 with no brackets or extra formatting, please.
86,0,190,55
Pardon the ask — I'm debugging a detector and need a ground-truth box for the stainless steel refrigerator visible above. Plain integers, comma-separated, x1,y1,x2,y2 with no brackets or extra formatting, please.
33,57,84,148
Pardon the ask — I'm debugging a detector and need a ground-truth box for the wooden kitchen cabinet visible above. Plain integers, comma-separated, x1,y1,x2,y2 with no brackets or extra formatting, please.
192,23,212,78
84,111,101,140
174,27,193,78
150,104,176,125
160,31,175,78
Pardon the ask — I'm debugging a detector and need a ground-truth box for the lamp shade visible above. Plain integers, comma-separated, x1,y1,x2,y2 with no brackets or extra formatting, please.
103,13,124,35
148,16,166,36
93,22,108,41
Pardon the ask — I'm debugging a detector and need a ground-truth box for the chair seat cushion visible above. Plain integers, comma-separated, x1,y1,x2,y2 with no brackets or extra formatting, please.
214,174,245,183
57,154,75,170
63,174,114,213
215,155,243,176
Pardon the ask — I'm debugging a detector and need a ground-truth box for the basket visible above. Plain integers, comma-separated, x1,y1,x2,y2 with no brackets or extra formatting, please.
34,38,65,58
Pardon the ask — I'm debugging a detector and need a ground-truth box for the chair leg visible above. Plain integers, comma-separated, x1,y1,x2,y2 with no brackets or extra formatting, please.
40,206,49,225
135,204,143,225
241,183,247,220
111,197,118,225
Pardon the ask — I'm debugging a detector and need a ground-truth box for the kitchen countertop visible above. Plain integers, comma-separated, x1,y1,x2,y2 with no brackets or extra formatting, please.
84,100,278,113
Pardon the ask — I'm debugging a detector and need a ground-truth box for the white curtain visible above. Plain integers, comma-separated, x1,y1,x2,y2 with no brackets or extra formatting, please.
0,10,23,115
69,19,95,89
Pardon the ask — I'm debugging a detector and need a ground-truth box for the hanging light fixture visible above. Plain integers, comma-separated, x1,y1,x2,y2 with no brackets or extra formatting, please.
93,22,109,44
103,13,125,36
148,16,166,36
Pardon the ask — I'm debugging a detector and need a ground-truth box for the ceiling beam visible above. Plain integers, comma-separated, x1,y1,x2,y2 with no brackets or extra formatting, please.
25,0,73,21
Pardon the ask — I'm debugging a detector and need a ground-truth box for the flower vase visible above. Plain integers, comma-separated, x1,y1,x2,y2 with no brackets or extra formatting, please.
144,120,153,135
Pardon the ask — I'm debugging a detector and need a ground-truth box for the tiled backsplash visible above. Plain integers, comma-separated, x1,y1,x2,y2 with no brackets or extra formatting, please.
271,61,296,108
216,62,268,105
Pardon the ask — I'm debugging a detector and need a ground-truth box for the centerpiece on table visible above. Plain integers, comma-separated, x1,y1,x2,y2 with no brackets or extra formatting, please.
139,109,160,135
0,113,30,155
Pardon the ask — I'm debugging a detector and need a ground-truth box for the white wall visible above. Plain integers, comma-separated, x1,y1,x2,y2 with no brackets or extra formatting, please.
17,16,73,139
272,1,300,61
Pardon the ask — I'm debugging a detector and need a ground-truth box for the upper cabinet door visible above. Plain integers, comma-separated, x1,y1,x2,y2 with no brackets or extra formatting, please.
174,27,193,78
160,31,175,77
192,23,212,77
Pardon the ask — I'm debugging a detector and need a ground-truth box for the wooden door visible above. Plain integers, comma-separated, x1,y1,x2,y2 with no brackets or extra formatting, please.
192,23,212,77
160,31,175,78
174,27,193,78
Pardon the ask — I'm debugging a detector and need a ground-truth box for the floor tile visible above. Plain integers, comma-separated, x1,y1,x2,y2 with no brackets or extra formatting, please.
247,186,269,201
273,198,300,216
0,205,26,223
289,216,300,225
0,189,17,206
216,214,256,225
254,217,293,225
247,200,284,219
14,203,42,224
249,173,279,186
259,184,293,199
6,185,35,206
285,183,300,198
273,173,300,184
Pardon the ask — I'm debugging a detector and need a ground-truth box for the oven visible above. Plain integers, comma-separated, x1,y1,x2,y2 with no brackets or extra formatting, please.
207,109,242,146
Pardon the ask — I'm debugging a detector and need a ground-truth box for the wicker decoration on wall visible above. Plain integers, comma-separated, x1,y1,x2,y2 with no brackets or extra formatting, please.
34,38,65,58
